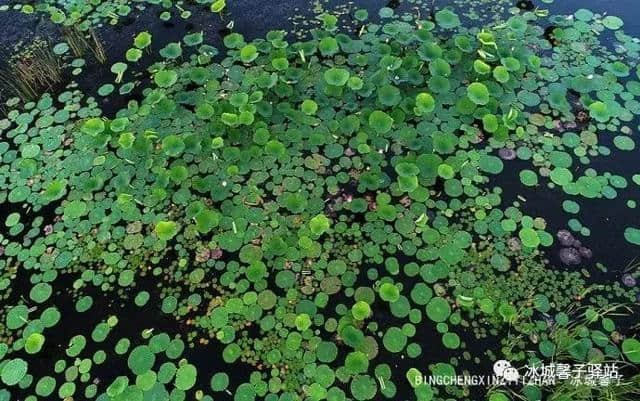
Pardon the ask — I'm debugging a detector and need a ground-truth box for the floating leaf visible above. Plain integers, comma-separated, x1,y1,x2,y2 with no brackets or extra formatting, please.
602,15,624,30
368,110,393,133
155,221,178,241
210,373,229,392
194,209,220,234
589,101,609,122
25,333,45,354
134,32,152,49
352,301,371,320
383,327,407,352
426,297,451,322
183,32,203,46
240,45,258,63
155,70,178,88
467,82,490,105
309,214,330,236
210,0,226,13
82,118,105,135
435,9,460,29
350,375,377,400
379,283,400,302
160,42,182,59
301,99,318,115
622,338,640,363
519,228,540,248
415,93,435,114
175,363,197,390
323,68,350,86
1,358,28,386
127,345,155,375
624,227,640,245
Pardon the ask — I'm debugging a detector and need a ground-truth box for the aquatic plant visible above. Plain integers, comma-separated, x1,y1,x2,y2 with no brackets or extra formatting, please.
0,2,638,401
0,38,63,100
62,26,107,63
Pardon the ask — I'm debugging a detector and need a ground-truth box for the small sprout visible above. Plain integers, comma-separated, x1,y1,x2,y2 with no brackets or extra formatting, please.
110,62,127,83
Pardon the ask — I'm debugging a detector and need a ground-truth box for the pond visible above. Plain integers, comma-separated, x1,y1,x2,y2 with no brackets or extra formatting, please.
0,1,639,401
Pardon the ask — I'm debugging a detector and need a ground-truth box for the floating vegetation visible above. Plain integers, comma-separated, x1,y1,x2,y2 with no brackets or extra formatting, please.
0,1,639,401
5,0,232,28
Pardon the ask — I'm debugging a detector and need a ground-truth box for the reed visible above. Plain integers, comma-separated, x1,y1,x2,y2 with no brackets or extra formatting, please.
62,26,107,64
0,39,63,100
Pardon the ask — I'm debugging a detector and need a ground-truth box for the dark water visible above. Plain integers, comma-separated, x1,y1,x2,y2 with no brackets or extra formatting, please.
1,0,640,400
555,0,640,33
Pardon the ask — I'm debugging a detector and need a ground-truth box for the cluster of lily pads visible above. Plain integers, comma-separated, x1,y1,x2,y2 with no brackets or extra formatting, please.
1,2,640,401
1,0,228,28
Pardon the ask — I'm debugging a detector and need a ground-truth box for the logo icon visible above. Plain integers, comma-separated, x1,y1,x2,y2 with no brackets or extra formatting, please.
493,360,520,383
